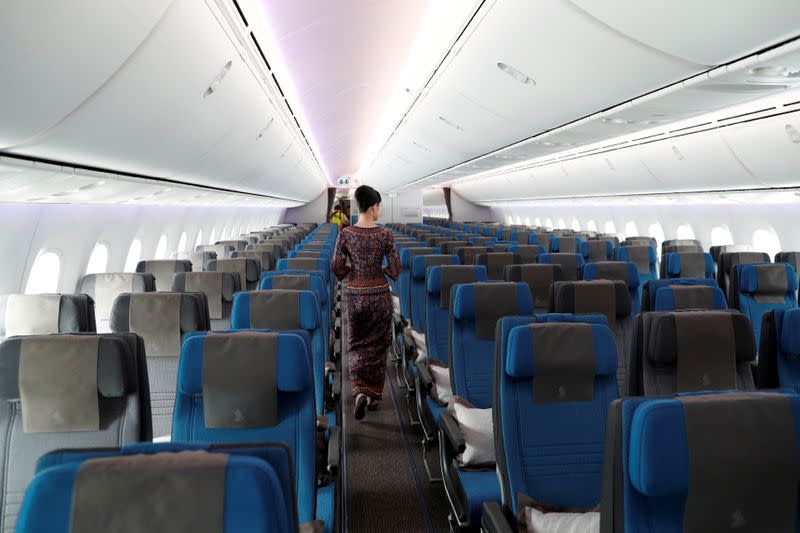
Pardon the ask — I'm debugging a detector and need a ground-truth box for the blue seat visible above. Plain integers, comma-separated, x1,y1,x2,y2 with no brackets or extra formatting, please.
539,253,585,281
581,239,613,262
172,331,337,530
481,318,619,531
409,254,459,332
399,247,439,320
507,244,546,264
642,278,718,312
231,290,329,417
259,271,330,344
604,392,800,532
615,244,658,282
582,261,642,315
277,257,333,302
415,266,488,449
438,283,533,528
22,443,296,533
664,251,715,279
735,263,798,346
654,284,728,311
758,308,800,391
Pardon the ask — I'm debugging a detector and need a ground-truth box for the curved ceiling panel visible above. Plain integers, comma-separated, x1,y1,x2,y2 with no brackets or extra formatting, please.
568,0,800,65
0,0,172,147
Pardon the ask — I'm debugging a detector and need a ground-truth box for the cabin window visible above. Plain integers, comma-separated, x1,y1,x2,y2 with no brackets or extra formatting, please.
676,224,695,240
209,228,217,244
556,218,566,229
648,223,665,257
544,218,553,229
506,215,513,225
524,217,532,226
177,232,188,253
604,221,617,235
124,239,142,272
572,218,581,231
195,231,203,250
534,217,542,227
25,251,60,294
85,242,109,274
624,221,639,239
753,229,781,260
587,220,598,232
154,235,168,259
711,226,733,246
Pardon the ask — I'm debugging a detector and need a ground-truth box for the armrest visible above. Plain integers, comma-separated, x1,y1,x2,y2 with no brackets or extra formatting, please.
327,426,341,476
417,360,434,392
481,502,514,533
439,412,465,454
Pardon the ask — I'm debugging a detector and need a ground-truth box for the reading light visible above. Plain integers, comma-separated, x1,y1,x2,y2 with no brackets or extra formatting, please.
204,60,233,98
439,116,464,131
497,62,535,85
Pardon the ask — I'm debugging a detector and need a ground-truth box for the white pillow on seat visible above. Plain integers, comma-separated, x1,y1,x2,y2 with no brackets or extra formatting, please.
524,507,599,533
452,402,494,466
429,363,452,405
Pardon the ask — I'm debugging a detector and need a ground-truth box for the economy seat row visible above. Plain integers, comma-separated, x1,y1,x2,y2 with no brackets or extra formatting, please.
0,222,346,532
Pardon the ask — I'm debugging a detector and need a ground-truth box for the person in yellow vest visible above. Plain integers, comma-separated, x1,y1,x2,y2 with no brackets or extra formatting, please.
329,204,349,230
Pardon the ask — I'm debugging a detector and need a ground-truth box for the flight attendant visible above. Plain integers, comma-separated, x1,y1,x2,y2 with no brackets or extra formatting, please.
331,185,401,420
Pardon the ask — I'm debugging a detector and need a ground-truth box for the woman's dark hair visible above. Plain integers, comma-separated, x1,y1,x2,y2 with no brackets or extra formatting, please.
354,185,381,213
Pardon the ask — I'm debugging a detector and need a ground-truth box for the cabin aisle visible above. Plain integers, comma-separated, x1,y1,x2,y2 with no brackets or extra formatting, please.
341,284,449,533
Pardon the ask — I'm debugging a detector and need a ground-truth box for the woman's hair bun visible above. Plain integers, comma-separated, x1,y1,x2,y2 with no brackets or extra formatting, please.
354,185,382,213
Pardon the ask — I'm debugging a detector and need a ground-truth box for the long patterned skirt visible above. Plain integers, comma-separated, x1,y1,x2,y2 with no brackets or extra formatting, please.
347,288,393,400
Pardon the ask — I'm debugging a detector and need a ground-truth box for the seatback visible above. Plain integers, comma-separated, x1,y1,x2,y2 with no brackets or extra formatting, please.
208,258,261,291
504,264,564,313
172,331,317,523
642,278,718,312
710,243,752,262
474,252,521,280
614,245,658,282
216,240,249,251
76,273,156,332
230,290,325,416
582,261,642,315
550,236,582,253
399,247,438,320
26,443,297,533
507,244,545,264
456,246,491,266
425,266,488,363
0,332,151,532
110,292,209,438
240,235,259,245
631,310,756,396
290,250,331,261
625,236,656,247
551,280,633,395
469,236,493,247
172,272,239,330
604,392,800,532
0,294,95,340
497,320,619,513
439,241,469,254
196,244,235,259
410,255,459,332
135,260,193,291
249,242,286,259
539,253,585,281
232,250,275,272
661,239,702,255
654,284,728,311
776,252,800,283
450,283,533,407
581,239,613,262
263,239,290,256
718,251,771,299
172,250,216,272
532,231,553,250
664,252,715,279
735,263,798,345
759,308,800,391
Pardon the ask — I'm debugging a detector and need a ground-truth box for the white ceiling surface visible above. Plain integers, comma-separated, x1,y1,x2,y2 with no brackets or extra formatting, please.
359,0,800,193
0,0,326,204
255,0,435,181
